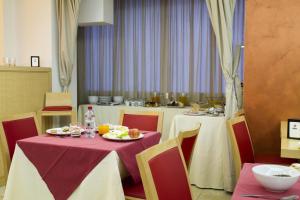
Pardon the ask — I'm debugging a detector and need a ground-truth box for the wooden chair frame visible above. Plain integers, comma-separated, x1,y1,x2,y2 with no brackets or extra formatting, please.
0,112,41,185
37,92,77,132
136,139,192,200
234,109,245,117
119,110,164,133
177,124,201,169
227,115,254,181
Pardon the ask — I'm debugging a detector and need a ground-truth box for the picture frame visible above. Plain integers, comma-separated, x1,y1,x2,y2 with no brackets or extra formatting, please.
287,119,300,139
31,56,40,67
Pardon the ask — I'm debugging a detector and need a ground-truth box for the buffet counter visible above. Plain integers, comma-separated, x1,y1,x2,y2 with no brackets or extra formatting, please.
78,104,189,141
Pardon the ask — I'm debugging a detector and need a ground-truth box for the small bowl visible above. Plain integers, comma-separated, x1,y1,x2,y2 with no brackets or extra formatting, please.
113,96,124,104
88,96,98,104
252,164,300,192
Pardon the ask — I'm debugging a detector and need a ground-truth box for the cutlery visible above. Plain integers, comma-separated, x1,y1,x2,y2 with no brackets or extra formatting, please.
240,194,299,200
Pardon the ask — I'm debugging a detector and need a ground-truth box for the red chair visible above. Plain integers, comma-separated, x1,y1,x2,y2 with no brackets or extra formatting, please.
227,115,296,182
119,110,163,132
177,124,201,169
0,112,41,183
123,139,192,200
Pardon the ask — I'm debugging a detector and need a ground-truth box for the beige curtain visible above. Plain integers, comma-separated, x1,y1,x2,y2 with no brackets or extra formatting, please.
56,0,81,92
206,0,242,118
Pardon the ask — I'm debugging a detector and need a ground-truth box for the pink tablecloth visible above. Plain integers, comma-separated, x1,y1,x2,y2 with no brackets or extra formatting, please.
232,163,300,199
17,132,160,200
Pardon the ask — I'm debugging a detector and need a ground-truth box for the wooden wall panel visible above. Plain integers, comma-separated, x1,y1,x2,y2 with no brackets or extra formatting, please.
244,0,300,155
0,66,51,185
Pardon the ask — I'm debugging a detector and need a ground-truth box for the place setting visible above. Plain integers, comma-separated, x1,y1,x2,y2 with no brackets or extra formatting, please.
46,122,85,137
98,124,144,141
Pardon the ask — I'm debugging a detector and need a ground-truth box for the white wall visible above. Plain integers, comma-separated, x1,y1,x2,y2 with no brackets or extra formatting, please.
1,0,77,106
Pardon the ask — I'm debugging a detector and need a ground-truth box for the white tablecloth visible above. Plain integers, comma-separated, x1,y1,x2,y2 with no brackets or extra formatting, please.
4,145,126,200
78,105,190,141
169,114,235,192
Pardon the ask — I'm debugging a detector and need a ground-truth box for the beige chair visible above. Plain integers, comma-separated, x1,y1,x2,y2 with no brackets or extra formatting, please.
37,92,77,132
119,110,163,133
227,116,296,183
178,124,201,169
234,109,245,117
123,139,193,200
0,112,41,185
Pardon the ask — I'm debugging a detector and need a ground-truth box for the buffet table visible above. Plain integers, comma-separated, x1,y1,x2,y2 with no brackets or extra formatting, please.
168,114,235,192
4,132,160,200
78,104,190,141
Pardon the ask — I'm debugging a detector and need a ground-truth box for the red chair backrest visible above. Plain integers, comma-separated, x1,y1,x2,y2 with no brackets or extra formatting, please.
232,120,255,164
2,117,39,159
181,134,198,167
148,146,192,200
122,114,159,132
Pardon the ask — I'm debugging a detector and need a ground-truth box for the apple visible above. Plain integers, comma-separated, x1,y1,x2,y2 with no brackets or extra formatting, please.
128,129,140,138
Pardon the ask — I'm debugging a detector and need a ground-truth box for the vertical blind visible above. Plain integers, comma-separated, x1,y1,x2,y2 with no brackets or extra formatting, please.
77,0,244,104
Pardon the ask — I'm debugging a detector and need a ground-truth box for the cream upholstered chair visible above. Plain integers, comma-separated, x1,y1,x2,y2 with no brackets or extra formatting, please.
0,112,41,184
177,124,201,169
37,92,77,132
123,139,192,200
119,110,163,132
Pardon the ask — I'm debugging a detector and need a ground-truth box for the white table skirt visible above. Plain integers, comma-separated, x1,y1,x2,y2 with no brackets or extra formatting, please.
78,105,190,141
4,145,126,200
168,114,235,192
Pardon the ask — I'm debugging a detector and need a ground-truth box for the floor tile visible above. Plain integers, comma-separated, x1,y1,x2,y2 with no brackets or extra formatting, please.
0,186,5,200
194,187,232,200
191,185,202,199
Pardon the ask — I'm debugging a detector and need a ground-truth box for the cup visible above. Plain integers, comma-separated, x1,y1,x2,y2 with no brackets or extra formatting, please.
98,124,110,135
3,57,9,66
69,122,82,137
10,58,16,67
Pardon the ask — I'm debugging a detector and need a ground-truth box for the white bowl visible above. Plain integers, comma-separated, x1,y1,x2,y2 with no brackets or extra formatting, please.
113,96,123,104
252,164,300,192
88,96,98,104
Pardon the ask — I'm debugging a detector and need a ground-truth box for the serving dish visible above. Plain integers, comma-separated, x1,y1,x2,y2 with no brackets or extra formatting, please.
102,130,143,141
252,164,300,192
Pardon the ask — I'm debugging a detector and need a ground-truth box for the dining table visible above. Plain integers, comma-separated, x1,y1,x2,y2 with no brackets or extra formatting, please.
232,163,300,199
168,113,235,192
3,131,161,200
280,121,300,159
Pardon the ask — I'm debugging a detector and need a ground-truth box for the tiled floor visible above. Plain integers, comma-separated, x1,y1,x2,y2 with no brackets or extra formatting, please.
0,185,231,200
192,185,232,200
0,186,4,200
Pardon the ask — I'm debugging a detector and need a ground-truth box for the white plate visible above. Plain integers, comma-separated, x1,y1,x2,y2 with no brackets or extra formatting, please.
183,111,207,116
46,127,85,136
102,131,144,141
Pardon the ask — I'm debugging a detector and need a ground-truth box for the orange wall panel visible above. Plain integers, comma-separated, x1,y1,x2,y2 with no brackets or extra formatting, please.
244,0,300,155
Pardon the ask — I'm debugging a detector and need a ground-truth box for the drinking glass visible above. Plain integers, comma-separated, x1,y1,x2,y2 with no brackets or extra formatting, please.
69,122,82,137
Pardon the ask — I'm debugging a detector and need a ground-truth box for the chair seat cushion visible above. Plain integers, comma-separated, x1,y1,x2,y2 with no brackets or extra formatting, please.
42,106,72,111
255,154,297,165
122,178,146,199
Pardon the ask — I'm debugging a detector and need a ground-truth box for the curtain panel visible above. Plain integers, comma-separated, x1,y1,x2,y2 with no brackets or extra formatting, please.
56,0,81,92
206,0,243,118
77,0,244,105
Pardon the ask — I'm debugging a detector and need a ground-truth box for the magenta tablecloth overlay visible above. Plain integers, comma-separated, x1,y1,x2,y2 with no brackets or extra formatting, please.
232,163,300,199
17,132,161,200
